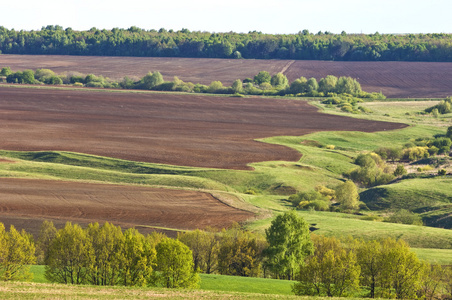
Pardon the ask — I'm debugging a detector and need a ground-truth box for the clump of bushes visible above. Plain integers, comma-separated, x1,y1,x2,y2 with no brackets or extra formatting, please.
424,97,452,115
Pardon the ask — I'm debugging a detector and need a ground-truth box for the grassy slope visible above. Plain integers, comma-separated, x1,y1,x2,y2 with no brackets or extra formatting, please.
0,98,451,253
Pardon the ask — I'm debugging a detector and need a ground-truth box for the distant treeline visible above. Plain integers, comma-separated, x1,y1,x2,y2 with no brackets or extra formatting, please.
1,25,452,61
0,66,385,103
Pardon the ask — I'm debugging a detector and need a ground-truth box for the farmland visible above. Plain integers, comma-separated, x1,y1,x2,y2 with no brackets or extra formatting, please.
1,54,452,98
0,54,451,297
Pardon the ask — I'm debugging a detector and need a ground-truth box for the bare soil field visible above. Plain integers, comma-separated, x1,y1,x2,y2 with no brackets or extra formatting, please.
1,54,451,98
0,178,254,236
0,86,406,170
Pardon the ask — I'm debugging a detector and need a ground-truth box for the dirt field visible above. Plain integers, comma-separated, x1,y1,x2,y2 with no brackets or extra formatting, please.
0,178,254,236
0,86,406,170
1,54,451,98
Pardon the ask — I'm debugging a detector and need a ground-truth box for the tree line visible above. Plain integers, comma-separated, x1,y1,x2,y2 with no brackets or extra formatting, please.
1,25,452,61
1,213,451,298
0,66,385,101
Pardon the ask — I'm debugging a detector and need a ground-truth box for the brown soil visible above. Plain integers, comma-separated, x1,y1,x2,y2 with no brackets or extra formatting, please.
0,54,451,98
0,178,254,237
0,86,406,170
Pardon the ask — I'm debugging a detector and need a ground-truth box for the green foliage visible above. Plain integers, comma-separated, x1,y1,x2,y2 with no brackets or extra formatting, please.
217,225,264,277
139,71,164,89
0,66,12,76
0,224,36,281
254,71,271,85
393,164,407,176
335,180,360,211
424,97,452,114
386,209,424,226
231,79,243,94
270,73,289,88
207,81,225,93
45,222,94,284
178,229,219,274
120,228,155,287
264,211,313,280
346,153,394,187
293,235,360,297
35,220,57,265
155,238,199,289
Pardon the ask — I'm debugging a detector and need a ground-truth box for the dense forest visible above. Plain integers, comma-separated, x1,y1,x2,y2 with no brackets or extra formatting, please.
1,25,452,61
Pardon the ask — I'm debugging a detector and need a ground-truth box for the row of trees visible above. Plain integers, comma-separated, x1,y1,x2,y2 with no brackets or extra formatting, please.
1,214,451,298
1,25,452,61
40,221,199,288
0,66,384,99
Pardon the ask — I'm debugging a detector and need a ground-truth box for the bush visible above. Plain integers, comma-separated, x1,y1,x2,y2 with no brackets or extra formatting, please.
386,209,423,226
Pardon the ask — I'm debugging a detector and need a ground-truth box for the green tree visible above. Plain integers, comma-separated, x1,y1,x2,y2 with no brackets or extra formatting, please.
0,225,36,281
36,220,57,265
231,79,243,94
335,180,359,211
141,71,164,89
318,75,338,94
178,229,219,274
208,81,224,93
393,164,407,177
264,211,313,280
254,71,271,85
119,228,155,287
446,126,452,139
289,77,307,94
218,225,263,277
270,72,289,88
0,67,13,76
306,77,319,93
293,235,360,297
45,222,94,284
155,238,199,288
86,222,125,286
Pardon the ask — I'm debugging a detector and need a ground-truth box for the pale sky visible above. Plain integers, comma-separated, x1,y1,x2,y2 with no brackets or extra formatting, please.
2,0,451,34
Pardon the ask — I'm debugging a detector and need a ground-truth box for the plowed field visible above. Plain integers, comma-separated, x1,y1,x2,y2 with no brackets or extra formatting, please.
0,178,253,236
1,54,451,98
0,87,406,170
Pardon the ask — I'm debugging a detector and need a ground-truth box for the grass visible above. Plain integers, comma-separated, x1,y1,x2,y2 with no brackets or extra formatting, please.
247,210,452,250
25,265,301,299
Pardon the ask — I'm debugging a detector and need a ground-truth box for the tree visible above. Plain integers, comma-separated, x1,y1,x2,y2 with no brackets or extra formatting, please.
306,77,319,93
264,211,313,280
0,224,36,281
289,77,307,94
218,225,263,277
208,81,224,93
178,229,219,274
335,180,359,211
0,67,13,76
141,71,164,89
86,222,125,286
254,71,271,85
318,75,338,94
45,222,94,284
393,165,407,177
36,220,57,264
270,73,289,88
446,126,452,139
231,79,243,94
119,228,155,287
155,238,199,288
293,235,360,297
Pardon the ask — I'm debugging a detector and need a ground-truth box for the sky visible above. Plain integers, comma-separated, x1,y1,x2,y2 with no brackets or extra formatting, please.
2,0,451,34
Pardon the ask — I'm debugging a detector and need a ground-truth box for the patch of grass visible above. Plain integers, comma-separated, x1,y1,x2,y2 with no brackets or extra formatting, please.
412,248,452,265
200,273,294,295
247,210,452,249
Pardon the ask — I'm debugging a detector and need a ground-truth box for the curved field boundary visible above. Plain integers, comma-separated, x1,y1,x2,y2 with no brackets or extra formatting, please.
0,86,406,170
0,178,254,236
